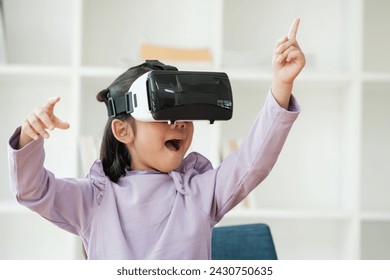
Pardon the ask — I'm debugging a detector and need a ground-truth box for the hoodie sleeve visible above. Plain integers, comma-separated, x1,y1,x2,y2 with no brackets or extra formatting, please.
181,90,300,224
7,127,105,235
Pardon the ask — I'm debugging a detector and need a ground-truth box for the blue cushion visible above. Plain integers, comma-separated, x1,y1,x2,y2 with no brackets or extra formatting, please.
211,223,277,260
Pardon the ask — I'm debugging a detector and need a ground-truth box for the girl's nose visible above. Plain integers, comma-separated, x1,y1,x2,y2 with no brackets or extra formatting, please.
170,121,187,129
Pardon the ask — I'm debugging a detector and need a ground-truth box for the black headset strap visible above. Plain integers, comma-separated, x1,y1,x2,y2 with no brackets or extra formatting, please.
143,60,178,71
107,91,133,117
106,60,178,117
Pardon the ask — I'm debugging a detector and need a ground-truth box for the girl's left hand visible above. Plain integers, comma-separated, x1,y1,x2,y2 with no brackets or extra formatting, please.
272,18,306,85
271,18,306,109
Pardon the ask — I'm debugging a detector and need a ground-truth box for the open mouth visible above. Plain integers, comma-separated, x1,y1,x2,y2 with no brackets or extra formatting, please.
165,139,183,152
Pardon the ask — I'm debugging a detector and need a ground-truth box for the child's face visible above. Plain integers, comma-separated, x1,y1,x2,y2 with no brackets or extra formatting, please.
128,120,194,172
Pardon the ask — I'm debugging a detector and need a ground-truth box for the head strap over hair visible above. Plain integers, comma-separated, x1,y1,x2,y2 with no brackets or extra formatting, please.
143,60,178,71
106,89,133,117
105,60,177,117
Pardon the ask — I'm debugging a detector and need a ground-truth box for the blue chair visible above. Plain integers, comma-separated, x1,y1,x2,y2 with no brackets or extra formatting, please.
211,223,277,260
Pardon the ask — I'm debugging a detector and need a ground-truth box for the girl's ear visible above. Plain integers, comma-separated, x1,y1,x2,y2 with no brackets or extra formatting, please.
111,119,134,144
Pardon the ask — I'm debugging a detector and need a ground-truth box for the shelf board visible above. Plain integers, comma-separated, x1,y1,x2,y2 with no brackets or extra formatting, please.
362,72,390,82
298,72,354,82
0,64,358,84
0,200,31,214
0,64,72,76
80,66,125,78
361,211,390,222
225,69,353,83
224,208,352,220
222,68,272,81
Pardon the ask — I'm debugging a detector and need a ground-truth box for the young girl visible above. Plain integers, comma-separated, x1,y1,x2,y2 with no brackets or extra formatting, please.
8,19,305,259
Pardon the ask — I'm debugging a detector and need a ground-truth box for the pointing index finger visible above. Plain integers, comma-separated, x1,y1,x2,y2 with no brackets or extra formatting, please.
288,18,300,39
45,96,61,109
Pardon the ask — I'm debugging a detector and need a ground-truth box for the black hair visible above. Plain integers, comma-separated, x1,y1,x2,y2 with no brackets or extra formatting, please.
96,63,152,182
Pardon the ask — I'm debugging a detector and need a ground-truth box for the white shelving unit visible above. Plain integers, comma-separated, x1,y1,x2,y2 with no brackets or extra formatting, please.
1,0,389,260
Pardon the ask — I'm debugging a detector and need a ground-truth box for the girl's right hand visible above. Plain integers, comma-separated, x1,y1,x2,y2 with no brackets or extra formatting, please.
18,96,70,149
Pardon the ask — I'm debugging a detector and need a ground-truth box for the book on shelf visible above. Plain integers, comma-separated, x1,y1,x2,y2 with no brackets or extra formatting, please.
0,0,7,63
118,43,212,69
140,43,211,62
138,43,212,69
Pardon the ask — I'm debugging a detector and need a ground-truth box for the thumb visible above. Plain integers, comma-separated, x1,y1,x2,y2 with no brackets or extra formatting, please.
53,116,70,130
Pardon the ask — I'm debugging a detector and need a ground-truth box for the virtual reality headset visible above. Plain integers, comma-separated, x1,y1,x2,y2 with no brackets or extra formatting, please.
106,66,233,124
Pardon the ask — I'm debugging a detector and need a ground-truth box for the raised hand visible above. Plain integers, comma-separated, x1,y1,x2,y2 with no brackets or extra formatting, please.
18,97,70,149
272,18,306,109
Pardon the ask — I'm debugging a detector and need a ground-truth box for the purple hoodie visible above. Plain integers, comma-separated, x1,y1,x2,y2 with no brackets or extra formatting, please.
8,91,300,259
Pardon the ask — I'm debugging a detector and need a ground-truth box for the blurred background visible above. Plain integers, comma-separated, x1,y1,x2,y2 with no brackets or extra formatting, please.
1,0,390,260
